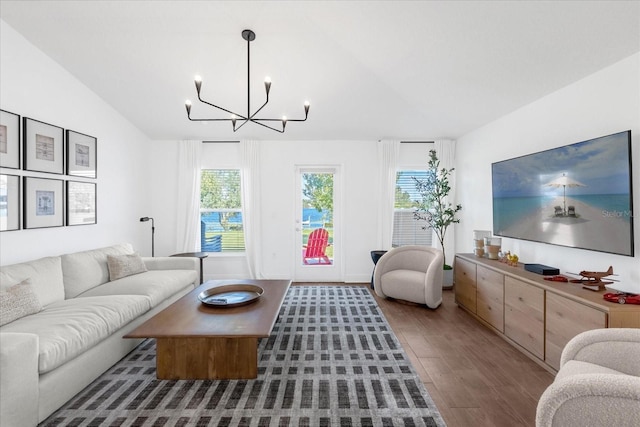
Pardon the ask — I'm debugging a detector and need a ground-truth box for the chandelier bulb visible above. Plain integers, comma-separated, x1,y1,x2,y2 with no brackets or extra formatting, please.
264,77,272,96
231,114,237,130
304,101,310,116
185,100,192,115
194,75,202,95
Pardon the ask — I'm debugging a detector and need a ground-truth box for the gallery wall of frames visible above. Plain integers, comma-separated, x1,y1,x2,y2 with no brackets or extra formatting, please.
0,109,97,232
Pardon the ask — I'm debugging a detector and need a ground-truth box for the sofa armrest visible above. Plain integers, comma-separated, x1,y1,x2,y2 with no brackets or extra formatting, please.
560,328,640,376
142,256,199,272
536,374,640,427
0,332,39,427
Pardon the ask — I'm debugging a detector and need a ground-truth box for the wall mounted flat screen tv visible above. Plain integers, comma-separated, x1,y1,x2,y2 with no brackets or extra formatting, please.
491,130,634,256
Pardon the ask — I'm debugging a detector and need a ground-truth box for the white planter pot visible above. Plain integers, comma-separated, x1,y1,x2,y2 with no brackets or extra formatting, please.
443,268,454,289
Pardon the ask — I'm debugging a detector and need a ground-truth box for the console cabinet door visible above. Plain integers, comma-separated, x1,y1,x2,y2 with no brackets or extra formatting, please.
454,256,477,313
476,266,504,332
504,276,544,359
545,292,607,371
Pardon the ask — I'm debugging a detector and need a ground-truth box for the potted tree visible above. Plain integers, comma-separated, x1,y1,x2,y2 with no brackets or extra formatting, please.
414,149,462,288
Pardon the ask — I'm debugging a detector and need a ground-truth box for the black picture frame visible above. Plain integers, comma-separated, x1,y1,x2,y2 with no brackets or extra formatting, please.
66,130,97,178
1,174,20,231
0,110,21,169
23,117,64,174
23,176,64,229
66,181,97,226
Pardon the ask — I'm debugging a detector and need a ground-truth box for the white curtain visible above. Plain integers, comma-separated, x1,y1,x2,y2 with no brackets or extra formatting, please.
241,140,263,278
377,140,400,250
176,140,202,253
433,139,457,265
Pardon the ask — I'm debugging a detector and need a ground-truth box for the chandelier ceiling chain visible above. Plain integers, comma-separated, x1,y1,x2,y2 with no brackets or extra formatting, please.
185,29,310,133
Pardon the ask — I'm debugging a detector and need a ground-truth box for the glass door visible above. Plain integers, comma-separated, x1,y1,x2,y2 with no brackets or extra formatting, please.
294,166,342,282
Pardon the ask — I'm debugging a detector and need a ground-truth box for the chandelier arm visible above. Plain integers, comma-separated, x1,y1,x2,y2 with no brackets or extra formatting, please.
253,116,308,123
233,118,251,132
197,95,247,120
187,117,234,122
244,119,285,133
248,97,269,120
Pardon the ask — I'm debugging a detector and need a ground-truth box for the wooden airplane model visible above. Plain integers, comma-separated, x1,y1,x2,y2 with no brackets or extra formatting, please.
568,266,615,291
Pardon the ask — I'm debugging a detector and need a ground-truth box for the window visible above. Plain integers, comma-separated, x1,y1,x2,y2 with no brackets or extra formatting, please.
200,169,245,252
392,170,432,247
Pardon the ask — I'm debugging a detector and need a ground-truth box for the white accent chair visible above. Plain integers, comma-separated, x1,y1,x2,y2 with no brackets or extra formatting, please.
536,328,640,427
373,246,443,309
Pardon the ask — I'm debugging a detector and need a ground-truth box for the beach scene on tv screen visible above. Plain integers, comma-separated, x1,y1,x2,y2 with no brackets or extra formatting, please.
492,131,633,256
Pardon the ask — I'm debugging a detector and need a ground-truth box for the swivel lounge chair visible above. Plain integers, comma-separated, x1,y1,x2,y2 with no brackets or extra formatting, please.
373,246,443,309
536,328,640,427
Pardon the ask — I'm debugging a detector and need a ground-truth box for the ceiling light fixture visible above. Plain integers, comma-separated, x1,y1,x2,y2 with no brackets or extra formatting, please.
185,29,310,133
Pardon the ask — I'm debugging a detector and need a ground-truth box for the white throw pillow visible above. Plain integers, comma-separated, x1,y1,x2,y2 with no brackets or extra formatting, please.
0,278,43,326
107,253,148,281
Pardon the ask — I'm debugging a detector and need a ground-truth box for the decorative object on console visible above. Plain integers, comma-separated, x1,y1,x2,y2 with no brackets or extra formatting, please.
66,129,97,178
23,117,65,174
603,292,640,305
0,174,20,231
473,229,491,257
484,236,501,260
185,29,310,133
524,263,560,276
23,176,64,229
139,216,155,257
567,266,615,291
0,109,20,169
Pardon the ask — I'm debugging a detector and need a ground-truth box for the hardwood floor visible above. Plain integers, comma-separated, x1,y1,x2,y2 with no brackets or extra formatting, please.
373,287,554,427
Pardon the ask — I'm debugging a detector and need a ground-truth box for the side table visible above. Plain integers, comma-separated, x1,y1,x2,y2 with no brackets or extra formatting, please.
170,252,208,284
370,250,388,289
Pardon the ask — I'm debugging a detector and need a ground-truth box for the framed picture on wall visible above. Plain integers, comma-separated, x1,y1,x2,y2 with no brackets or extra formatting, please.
23,176,64,229
23,117,64,174
0,110,21,169
0,174,20,231
66,130,97,178
66,181,96,226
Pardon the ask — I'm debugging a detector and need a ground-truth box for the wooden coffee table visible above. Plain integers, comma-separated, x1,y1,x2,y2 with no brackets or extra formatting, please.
125,279,291,380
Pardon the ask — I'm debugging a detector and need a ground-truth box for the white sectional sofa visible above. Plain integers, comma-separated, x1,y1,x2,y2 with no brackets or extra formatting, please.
0,243,200,426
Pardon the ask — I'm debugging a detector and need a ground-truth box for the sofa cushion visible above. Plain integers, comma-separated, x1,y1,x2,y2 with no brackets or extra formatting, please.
0,279,42,326
0,256,64,307
78,270,197,307
107,253,147,280
0,295,151,374
61,243,134,298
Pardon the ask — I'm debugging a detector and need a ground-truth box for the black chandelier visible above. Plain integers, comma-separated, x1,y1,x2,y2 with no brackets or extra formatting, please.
185,29,310,133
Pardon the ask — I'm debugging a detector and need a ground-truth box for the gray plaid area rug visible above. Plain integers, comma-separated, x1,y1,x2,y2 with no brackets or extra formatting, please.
41,285,446,426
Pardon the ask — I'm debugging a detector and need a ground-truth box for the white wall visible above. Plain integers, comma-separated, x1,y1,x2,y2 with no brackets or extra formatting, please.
455,53,640,284
0,21,153,265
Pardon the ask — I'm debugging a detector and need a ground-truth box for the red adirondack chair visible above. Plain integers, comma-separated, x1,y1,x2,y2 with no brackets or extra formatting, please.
303,228,332,265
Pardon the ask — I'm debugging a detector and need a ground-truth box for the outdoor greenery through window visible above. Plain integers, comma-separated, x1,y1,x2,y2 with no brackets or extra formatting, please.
393,170,433,247
200,169,245,252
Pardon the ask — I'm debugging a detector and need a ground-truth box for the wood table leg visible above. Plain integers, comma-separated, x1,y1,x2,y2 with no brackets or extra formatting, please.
155,336,258,379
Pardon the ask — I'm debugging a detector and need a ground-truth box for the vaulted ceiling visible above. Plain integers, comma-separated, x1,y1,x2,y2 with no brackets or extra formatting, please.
1,1,638,141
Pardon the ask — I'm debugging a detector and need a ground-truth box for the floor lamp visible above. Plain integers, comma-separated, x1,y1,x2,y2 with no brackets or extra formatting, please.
139,217,155,257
